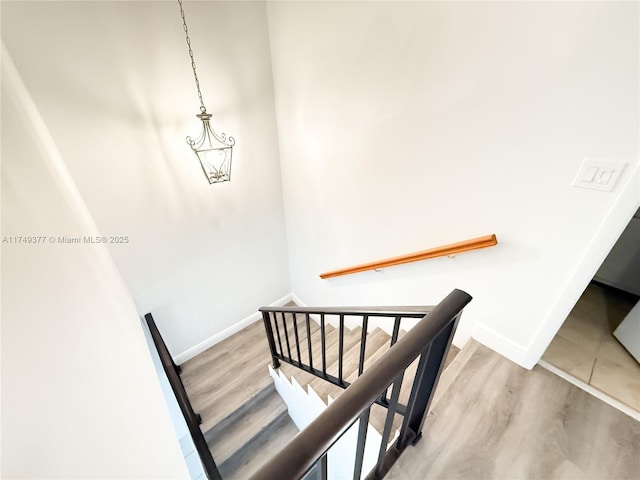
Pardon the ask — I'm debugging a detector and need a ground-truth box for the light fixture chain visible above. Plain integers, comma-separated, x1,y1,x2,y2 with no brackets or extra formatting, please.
178,0,206,112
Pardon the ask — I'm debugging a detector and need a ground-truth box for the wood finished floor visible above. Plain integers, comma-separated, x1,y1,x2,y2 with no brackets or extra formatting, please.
181,321,274,431
387,340,640,480
180,320,299,478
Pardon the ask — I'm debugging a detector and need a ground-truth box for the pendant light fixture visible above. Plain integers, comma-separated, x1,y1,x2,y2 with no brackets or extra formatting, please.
178,0,235,184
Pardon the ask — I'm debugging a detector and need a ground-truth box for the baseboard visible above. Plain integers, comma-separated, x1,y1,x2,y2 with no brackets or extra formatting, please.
472,324,527,367
290,292,307,307
174,293,294,364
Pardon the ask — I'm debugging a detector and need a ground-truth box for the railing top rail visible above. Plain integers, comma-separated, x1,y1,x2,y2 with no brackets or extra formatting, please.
259,305,434,317
250,288,472,480
319,234,498,279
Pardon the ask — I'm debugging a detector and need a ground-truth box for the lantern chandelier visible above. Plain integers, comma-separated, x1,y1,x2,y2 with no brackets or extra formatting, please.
178,0,235,184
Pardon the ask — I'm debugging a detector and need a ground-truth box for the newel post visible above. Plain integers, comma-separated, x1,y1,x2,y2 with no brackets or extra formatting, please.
396,313,461,451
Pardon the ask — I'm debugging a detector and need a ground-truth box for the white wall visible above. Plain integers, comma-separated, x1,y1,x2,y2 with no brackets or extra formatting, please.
1,49,188,479
1,1,290,357
267,2,639,366
2,0,637,393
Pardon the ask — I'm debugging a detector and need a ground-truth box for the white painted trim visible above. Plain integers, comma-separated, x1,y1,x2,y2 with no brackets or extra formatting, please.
538,360,640,421
275,293,295,306
522,164,640,369
174,293,294,364
472,324,527,366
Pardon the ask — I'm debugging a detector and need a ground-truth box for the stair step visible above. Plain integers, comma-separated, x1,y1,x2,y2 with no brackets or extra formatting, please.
322,326,363,380
310,327,391,401
305,326,363,401
220,413,299,480
280,313,323,366
180,321,268,393
278,324,339,385
343,328,393,383
204,383,288,467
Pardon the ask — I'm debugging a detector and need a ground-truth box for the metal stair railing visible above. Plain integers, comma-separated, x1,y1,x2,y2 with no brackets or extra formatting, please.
144,313,222,480
254,289,472,480
260,305,433,414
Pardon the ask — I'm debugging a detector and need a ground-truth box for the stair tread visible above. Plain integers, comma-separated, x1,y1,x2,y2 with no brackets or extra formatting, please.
277,324,339,383
343,327,393,383
221,413,299,480
206,384,289,467
181,321,268,382
321,326,363,380
312,328,403,436
283,317,334,368
279,312,322,365
310,328,391,401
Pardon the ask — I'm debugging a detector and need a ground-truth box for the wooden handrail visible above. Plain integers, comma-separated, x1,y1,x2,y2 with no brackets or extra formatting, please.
319,234,498,279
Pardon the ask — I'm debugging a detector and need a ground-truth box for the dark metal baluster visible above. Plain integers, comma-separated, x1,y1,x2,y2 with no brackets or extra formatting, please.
353,407,371,480
262,311,280,369
281,312,292,361
338,314,345,383
382,316,403,402
375,372,405,479
390,315,402,346
358,315,369,376
320,313,327,375
292,312,302,364
305,313,314,370
397,316,458,451
272,312,284,358
320,453,328,480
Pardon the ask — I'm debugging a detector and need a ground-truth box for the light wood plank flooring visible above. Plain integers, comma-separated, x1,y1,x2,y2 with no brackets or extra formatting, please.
181,321,275,432
387,340,640,480
180,321,299,479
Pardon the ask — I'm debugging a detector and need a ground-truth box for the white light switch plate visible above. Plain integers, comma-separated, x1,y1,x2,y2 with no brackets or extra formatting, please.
572,158,627,192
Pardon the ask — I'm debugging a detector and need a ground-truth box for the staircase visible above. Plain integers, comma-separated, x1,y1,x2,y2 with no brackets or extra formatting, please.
179,310,460,479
